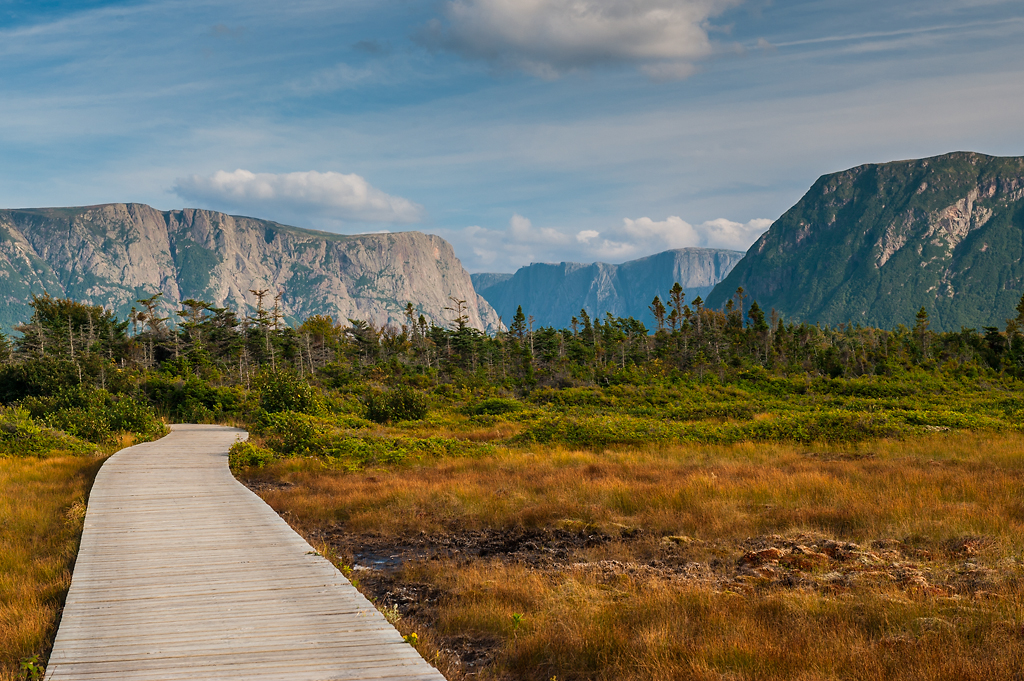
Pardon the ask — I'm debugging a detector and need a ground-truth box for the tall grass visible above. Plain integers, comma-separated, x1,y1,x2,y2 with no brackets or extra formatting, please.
0,453,105,680
247,432,1024,680
253,433,1024,548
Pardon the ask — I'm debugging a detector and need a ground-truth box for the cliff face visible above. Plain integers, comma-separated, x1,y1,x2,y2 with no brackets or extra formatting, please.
473,248,744,328
0,203,501,332
706,152,1024,331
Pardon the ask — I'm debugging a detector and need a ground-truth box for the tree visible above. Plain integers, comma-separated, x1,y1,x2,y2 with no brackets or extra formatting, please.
649,295,666,332
914,306,931,359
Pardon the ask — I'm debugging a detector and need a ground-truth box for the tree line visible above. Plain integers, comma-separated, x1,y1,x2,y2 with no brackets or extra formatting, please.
3,284,1024,399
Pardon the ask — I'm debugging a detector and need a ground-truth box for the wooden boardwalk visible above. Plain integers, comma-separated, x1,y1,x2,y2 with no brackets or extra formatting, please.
45,424,445,681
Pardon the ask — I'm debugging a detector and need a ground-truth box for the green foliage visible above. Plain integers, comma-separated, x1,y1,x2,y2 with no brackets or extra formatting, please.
0,407,94,456
251,408,486,468
256,371,325,415
143,375,243,423
0,359,80,403
366,386,428,424
228,440,276,470
466,397,523,416
20,655,43,681
22,387,164,443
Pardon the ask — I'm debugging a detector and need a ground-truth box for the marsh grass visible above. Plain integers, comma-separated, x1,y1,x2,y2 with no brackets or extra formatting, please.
246,432,1024,680
0,452,106,681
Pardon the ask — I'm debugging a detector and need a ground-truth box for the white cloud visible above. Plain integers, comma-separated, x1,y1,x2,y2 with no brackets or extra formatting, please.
173,169,423,224
419,0,743,79
620,215,772,251
453,212,771,271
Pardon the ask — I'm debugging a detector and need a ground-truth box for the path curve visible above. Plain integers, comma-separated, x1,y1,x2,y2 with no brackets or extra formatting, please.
45,424,444,681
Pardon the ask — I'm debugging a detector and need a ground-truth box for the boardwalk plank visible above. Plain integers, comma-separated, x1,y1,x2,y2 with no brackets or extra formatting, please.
45,424,445,681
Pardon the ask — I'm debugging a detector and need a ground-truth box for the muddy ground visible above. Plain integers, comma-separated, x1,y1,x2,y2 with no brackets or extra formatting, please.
288,520,1014,678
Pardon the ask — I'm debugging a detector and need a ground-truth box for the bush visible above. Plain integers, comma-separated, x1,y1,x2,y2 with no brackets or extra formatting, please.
0,407,94,456
251,410,334,456
466,397,523,416
366,386,428,424
23,386,164,443
256,371,325,415
144,376,244,423
228,440,276,470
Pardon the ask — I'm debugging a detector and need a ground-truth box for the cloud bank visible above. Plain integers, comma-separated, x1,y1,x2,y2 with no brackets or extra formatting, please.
173,169,423,224
455,213,771,271
419,0,743,79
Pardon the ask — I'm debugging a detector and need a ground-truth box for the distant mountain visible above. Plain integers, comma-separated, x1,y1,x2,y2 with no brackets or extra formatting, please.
0,203,501,333
473,248,745,328
707,152,1024,331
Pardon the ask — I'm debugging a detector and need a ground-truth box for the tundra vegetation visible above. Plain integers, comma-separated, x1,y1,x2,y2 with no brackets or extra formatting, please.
4,288,1024,679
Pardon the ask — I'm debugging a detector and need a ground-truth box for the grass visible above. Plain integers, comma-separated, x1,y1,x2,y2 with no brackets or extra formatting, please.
241,431,1024,680
0,451,107,681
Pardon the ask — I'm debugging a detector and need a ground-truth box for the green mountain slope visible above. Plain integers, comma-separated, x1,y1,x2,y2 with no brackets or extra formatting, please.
707,152,1024,331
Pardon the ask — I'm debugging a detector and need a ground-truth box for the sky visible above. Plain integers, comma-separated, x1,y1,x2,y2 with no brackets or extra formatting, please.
1,0,1022,273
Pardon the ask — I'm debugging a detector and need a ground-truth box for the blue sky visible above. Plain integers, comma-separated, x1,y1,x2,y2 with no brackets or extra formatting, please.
1,0,1022,272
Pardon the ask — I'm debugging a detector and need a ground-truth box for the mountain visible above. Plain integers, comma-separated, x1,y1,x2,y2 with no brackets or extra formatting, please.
707,152,1024,331
0,203,501,333
473,248,745,328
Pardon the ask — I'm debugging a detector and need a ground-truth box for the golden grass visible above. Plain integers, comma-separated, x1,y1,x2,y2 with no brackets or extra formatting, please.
412,561,1024,681
255,432,1024,548
246,431,1024,680
0,453,105,681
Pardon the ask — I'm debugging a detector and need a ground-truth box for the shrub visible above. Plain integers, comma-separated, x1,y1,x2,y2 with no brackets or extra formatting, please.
466,397,523,416
143,375,244,422
0,407,94,456
366,386,428,424
228,440,276,470
256,371,325,415
252,410,331,456
23,386,164,443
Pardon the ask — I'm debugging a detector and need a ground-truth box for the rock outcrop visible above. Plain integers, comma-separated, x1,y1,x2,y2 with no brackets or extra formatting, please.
473,248,744,328
706,152,1024,331
0,203,501,332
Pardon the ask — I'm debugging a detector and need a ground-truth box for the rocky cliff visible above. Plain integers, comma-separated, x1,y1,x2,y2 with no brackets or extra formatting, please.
706,152,1024,331
0,203,501,332
473,248,744,328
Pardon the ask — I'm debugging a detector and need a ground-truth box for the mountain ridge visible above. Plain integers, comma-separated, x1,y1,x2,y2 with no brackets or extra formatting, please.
707,152,1024,331
474,247,744,328
0,203,501,333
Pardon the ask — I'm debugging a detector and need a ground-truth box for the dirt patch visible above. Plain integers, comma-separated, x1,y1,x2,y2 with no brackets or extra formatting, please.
309,526,616,571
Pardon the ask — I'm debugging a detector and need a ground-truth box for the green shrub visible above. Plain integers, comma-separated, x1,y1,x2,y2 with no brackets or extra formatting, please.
466,397,523,416
23,386,164,443
142,375,244,423
366,386,428,424
256,371,324,415
0,407,94,456
228,440,276,470
325,434,489,469
251,410,331,456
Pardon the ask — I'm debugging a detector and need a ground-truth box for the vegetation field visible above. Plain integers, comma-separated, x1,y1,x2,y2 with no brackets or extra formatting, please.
5,290,1024,678
0,409,112,681
239,430,1024,680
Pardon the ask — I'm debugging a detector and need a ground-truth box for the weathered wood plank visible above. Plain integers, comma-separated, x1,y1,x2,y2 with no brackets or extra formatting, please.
45,424,445,681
